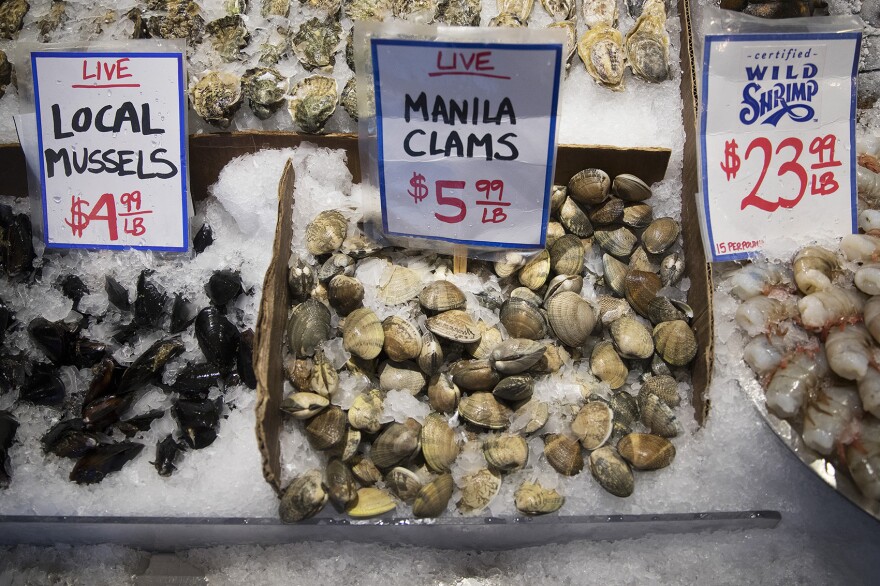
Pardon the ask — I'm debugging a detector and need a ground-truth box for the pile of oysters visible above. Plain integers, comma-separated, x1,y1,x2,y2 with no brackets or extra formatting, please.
277,166,696,522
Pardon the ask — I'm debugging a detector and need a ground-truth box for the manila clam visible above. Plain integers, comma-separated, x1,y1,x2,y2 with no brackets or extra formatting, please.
306,210,348,256
451,359,499,391
618,433,675,470
549,234,586,276
386,466,423,502
544,433,584,476
279,470,328,522
457,468,502,514
427,372,460,413
490,338,546,374
343,308,384,360
421,413,459,472
287,299,331,357
413,473,454,518
326,458,358,508
589,446,634,497
546,291,596,348
419,280,466,313
371,421,421,469
514,481,564,515
483,434,529,472
519,249,551,290
568,169,611,206
347,487,397,518
459,393,512,430
500,298,548,340
572,400,613,450
382,316,422,362
427,310,481,343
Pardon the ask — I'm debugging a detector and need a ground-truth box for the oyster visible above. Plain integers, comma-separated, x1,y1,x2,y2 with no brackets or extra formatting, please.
437,0,481,25
262,0,290,16
288,75,338,134
293,17,342,72
625,0,670,83
582,0,618,28
147,0,204,46
38,0,66,42
489,12,524,26
542,0,575,20
394,0,439,22
242,67,289,120
577,25,626,91
0,0,28,39
206,15,250,62
341,77,358,121
345,0,393,20
0,50,11,99
301,0,342,12
190,71,242,129
498,0,533,20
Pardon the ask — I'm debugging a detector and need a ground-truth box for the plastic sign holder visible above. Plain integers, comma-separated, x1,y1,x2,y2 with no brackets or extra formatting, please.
698,21,861,262
26,42,189,252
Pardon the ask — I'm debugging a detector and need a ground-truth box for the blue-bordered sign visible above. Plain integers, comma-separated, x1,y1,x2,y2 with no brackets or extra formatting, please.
371,38,562,249
699,32,861,262
32,50,189,251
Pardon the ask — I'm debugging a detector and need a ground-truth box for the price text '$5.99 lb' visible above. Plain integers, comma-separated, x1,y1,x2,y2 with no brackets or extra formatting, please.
407,171,511,225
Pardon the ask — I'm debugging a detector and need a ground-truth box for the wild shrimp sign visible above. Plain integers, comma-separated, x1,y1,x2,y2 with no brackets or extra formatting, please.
31,47,188,251
700,32,861,262
370,35,563,248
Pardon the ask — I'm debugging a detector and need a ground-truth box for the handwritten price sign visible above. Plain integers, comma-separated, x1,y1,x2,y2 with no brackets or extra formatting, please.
369,30,563,248
31,44,189,251
699,32,861,261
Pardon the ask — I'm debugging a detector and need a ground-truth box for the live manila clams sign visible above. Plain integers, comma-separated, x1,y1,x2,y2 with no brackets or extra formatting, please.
30,44,188,251
369,29,564,250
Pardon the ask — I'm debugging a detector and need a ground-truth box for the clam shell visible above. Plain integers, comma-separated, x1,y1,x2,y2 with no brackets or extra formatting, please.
348,390,384,433
549,234,585,276
589,446,634,497
550,184,568,214
421,413,460,473
491,338,546,375
332,426,361,462
304,405,347,450
511,398,550,434
511,286,543,306
519,249,551,290
450,359,500,392
317,253,354,283
546,291,596,348
492,374,535,402
622,203,653,228
571,400,613,450
590,340,628,389
613,174,652,202
494,252,525,278
378,265,422,305
418,332,445,375
609,390,640,427
653,320,697,366
642,217,680,255
466,324,504,360
284,356,313,391
288,256,315,304
281,391,329,419
595,226,637,258
544,433,585,476
597,295,632,325
500,298,548,340
545,274,584,302
660,252,686,286
602,254,629,297
386,467,423,502
546,222,567,247
628,246,658,273
371,421,421,469
624,270,662,318
346,487,397,518
589,197,625,226
326,458,358,508
287,299,331,357
457,468,502,514
426,310,481,343
350,456,382,485
309,351,338,398
529,343,570,375
559,197,594,237
279,469,328,523
382,316,422,362
610,316,654,359
413,473,454,518
343,307,384,360
306,209,347,255
618,433,675,470
459,393,512,429
514,481,564,515
568,168,610,206
483,434,529,472
427,372,461,413
639,392,682,437
645,296,687,325
328,274,364,316
419,280,467,313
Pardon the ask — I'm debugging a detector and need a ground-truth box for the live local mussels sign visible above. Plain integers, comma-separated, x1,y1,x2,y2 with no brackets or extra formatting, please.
371,36,563,249
700,31,861,262
32,48,188,251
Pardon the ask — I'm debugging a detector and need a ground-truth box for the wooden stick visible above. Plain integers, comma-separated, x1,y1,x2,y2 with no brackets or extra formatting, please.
453,245,468,274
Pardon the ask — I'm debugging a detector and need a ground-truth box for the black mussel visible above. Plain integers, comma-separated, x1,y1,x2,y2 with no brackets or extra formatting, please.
237,328,256,390
205,270,243,307
174,397,223,449
134,270,167,329
69,442,144,484
116,408,166,437
118,338,185,395
112,322,140,345
59,275,89,310
105,276,131,312
19,363,65,407
0,297,12,346
28,317,76,365
82,394,132,431
0,410,19,488
172,362,224,397
4,213,35,278
72,338,108,369
195,307,240,372
152,434,185,476
41,418,101,458
193,223,213,254
84,358,124,405
170,294,198,334
0,353,28,393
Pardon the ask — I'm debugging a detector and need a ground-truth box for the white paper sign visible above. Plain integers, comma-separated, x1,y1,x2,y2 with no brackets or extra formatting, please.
32,50,188,251
700,32,861,261
372,38,562,249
